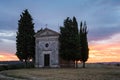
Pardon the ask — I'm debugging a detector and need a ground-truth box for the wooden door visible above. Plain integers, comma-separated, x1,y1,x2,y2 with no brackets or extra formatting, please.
44,54,50,67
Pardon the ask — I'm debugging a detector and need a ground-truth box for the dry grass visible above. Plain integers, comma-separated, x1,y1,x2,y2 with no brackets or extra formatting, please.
0,63,120,80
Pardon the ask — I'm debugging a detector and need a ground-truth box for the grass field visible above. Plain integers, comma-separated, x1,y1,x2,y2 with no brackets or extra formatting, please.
0,63,120,80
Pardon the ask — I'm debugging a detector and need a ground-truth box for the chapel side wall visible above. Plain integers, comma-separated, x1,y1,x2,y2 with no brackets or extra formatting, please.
59,58,75,67
35,38,39,67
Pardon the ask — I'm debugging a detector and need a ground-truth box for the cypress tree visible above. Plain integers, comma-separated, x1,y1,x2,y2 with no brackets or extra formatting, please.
79,21,89,68
59,17,72,62
16,9,35,63
59,17,80,67
72,17,80,68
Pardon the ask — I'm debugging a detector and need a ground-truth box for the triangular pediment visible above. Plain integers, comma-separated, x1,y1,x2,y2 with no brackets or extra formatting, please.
35,28,59,37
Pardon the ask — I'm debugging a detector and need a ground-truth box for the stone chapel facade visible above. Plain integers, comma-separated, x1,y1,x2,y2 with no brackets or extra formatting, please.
35,28,60,67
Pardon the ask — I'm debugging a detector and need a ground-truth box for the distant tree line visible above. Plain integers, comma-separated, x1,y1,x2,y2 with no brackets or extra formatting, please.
16,9,89,68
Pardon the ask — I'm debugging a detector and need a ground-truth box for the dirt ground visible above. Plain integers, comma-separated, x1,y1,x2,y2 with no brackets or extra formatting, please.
0,63,120,80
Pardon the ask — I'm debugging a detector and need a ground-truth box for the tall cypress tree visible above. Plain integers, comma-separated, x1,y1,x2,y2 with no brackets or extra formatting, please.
59,17,80,67
72,17,80,68
16,9,35,62
59,17,72,62
79,21,89,68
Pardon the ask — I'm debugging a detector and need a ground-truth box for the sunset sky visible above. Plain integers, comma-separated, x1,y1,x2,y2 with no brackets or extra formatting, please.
0,0,120,62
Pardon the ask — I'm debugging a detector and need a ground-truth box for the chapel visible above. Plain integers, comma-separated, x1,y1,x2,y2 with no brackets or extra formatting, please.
34,28,60,67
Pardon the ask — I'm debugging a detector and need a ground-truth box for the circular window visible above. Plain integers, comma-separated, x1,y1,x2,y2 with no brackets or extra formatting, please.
45,43,49,47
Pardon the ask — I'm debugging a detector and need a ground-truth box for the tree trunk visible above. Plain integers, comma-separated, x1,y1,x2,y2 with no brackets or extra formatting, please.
67,61,69,67
25,59,28,68
76,61,78,68
75,61,78,68
75,61,76,68
32,58,35,63
83,62,85,68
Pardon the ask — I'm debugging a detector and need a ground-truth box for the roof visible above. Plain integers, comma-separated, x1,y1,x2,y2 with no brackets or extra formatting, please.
34,28,59,38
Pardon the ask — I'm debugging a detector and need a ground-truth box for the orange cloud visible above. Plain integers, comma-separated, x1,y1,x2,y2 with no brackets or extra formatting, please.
0,51,19,61
88,33,120,63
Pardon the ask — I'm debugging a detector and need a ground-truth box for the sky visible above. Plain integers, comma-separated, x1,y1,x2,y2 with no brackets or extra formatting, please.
0,0,120,62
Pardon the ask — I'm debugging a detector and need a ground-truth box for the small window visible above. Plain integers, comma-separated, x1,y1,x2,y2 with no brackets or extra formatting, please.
45,43,49,47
